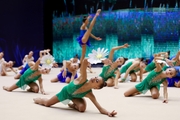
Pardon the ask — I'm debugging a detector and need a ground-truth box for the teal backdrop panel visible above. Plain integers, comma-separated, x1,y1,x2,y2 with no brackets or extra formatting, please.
53,9,180,63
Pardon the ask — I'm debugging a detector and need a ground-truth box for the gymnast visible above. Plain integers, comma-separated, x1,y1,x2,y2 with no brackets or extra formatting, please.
33,58,117,117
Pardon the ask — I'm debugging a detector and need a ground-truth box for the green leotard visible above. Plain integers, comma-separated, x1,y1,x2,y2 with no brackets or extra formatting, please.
120,61,140,74
162,61,175,70
99,65,118,81
162,65,168,71
135,70,166,94
145,62,156,72
16,68,41,90
120,62,133,73
56,80,92,105
173,60,180,66
145,60,169,72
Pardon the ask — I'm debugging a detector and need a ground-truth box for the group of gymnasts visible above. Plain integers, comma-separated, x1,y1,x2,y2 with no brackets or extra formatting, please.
1,9,180,117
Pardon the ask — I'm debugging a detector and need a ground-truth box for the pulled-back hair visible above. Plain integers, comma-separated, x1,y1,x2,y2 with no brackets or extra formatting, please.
167,50,170,59
82,16,88,23
167,50,170,56
74,54,79,59
138,58,145,61
99,80,107,89
138,58,149,65
122,57,128,65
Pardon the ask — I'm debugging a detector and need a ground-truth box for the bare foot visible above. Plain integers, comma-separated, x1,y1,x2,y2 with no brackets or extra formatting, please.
96,9,101,16
3,86,11,92
33,98,41,104
114,86,119,89
27,88,33,92
133,92,141,96
68,103,75,109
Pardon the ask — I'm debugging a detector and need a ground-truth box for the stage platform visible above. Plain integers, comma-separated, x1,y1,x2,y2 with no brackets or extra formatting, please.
0,68,180,120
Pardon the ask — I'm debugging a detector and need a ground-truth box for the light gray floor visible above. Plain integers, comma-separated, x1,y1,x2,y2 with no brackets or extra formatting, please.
0,68,180,120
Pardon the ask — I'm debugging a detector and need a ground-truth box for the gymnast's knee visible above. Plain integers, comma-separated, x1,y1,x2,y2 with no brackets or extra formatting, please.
78,104,86,112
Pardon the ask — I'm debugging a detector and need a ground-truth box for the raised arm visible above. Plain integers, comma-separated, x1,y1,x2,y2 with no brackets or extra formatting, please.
62,60,71,77
158,52,168,57
31,58,41,70
46,49,51,54
139,67,144,82
79,58,89,84
153,56,165,60
86,92,117,117
154,57,162,72
153,53,173,66
172,51,180,61
39,49,51,58
62,60,68,70
39,50,45,58
108,43,129,61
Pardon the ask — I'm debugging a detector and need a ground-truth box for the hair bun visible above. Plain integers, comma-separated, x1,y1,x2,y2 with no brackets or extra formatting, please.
82,16,88,22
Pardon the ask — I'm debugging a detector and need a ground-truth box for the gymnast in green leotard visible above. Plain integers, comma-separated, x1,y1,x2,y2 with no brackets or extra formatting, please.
3,58,50,95
143,51,180,73
142,53,173,74
124,58,177,103
119,58,148,82
33,58,117,117
99,43,129,89
169,51,180,66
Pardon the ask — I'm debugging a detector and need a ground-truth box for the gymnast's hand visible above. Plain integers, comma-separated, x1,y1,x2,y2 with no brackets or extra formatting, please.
107,110,117,117
96,9,101,16
40,89,47,95
165,59,174,67
87,15,92,19
123,43,130,48
96,37,102,41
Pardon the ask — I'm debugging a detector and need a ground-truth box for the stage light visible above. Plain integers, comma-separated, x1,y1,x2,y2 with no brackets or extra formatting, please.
129,0,132,8
175,1,178,8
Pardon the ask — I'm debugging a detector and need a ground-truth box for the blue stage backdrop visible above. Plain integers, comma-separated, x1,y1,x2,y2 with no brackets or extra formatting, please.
52,8,180,63
0,0,44,66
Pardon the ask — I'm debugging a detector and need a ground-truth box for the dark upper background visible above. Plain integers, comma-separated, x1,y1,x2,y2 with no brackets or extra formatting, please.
0,0,178,66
